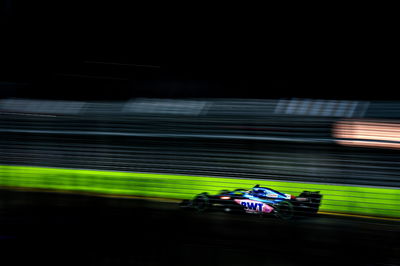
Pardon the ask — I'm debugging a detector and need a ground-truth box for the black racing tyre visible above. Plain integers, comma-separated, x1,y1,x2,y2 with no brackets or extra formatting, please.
275,201,294,220
192,194,210,212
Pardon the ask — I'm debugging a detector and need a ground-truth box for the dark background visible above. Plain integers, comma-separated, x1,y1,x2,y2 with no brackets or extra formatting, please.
1,1,396,101
1,3,400,266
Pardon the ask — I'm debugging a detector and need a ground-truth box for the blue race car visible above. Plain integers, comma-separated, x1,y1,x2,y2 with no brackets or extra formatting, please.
180,185,322,219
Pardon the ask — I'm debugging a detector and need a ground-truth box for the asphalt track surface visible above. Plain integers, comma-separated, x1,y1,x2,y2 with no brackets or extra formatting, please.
0,190,399,266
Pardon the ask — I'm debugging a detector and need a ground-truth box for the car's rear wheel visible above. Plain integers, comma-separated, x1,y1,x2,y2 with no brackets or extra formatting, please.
275,201,294,220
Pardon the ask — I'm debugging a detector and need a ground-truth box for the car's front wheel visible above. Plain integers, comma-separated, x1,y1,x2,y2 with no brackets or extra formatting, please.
192,193,210,212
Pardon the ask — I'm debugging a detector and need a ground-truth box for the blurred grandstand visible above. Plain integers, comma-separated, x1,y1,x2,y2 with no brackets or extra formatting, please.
1,98,400,218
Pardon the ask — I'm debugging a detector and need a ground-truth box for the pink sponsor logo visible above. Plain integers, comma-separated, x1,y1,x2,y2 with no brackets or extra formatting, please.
234,199,274,213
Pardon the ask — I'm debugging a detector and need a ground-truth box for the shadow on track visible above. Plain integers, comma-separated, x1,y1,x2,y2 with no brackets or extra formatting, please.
0,190,399,266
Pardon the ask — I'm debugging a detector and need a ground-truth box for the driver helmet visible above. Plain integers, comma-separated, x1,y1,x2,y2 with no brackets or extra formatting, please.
252,185,265,197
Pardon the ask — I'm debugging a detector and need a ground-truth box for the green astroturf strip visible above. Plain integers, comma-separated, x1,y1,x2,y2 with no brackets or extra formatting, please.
1,165,400,217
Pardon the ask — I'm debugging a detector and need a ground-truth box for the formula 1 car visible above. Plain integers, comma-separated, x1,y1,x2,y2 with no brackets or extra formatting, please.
180,185,322,219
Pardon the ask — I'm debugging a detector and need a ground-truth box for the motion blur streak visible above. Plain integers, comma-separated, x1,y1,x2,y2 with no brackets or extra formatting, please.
0,98,400,218
0,98,400,265
334,119,400,149
1,165,400,217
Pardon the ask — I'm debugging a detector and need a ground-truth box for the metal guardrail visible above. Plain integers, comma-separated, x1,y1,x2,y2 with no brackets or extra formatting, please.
0,98,372,117
0,132,399,187
2,98,400,118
